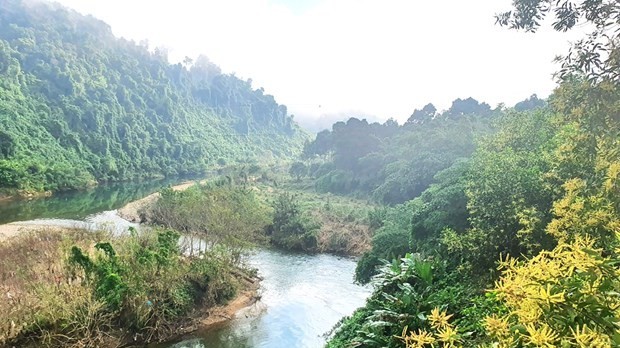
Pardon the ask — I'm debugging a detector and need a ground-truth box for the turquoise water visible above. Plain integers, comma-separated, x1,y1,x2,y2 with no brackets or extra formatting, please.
0,176,200,224
162,250,370,348
0,178,370,348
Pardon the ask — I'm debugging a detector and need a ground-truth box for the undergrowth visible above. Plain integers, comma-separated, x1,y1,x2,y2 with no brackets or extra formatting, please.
0,227,243,347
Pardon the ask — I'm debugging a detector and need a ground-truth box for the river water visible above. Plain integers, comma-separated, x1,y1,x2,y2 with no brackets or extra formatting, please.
163,250,370,348
0,180,371,348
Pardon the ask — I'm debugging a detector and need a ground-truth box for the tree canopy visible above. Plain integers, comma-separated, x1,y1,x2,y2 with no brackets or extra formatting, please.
0,0,307,193
497,0,620,82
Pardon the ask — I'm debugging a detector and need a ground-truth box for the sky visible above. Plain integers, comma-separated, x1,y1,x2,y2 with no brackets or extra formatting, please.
53,0,584,124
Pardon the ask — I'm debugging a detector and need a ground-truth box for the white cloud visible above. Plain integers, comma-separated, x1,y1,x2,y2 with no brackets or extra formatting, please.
53,0,584,123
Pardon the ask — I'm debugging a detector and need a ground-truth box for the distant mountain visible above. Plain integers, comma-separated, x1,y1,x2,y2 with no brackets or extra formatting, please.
0,0,307,193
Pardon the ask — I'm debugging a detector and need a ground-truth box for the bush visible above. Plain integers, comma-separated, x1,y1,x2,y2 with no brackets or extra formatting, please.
0,227,243,347
267,193,321,251
355,226,411,284
486,236,620,347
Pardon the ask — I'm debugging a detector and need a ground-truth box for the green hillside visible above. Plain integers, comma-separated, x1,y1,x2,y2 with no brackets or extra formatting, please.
0,0,307,194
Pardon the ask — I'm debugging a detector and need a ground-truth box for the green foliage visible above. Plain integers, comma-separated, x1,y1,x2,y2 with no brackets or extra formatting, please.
69,230,180,311
355,228,410,284
0,0,306,193
332,254,437,348
355,202,414,283
410,160,471,243
304,104,493,204
331,252,509,348
150,181,271,262
63,228,241,341
332,254,484,348
329,79,620,348
496,0,620,82
514,94,547,112
266,192,321,251
288,161,307,181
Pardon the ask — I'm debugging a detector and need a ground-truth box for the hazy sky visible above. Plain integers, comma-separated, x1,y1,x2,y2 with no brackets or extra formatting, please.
54,0,583,123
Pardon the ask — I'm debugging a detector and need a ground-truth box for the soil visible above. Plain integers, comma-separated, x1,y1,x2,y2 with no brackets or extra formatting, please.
0,222,64,241
117,181,203,222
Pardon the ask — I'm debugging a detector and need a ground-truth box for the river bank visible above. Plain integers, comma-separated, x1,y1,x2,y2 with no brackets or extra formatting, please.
0,179,264,348
0,180,202,240
117,181,203,223
0,175,375,347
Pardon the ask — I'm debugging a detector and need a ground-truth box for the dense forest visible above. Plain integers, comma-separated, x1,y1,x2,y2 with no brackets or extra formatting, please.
0,0,306,195
302,81,620,346
1,0,620,347
301,97,522,204
318,0,620,346
321,81,619,348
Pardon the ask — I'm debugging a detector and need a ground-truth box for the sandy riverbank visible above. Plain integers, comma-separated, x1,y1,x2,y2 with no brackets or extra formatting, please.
0,180,203,240
178,277,264,336
0,222,66,241
117,180,203,222
0,178,265,347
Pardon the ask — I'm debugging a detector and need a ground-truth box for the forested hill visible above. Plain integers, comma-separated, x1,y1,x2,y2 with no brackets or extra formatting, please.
300,96,548,204
0,0,307,194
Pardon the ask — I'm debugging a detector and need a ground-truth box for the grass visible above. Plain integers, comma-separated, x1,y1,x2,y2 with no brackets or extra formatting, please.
254,180,376,255
0,227,249,347
0,228,114,347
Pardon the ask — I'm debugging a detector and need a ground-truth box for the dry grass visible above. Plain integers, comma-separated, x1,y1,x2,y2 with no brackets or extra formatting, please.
0,225,258,348
314,211,372,256
0,228,116,347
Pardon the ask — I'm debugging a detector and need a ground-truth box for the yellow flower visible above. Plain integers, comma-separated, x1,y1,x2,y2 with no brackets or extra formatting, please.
536,284,565,306
524,323,558,348
403,329,435,348
484,315,510,339
436,324,460,344
513,298,542,324
570,325,611,348
428,307,453,329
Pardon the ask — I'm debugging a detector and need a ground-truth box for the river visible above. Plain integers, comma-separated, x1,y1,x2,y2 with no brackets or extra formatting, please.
162,250,370,348
0,180,371,348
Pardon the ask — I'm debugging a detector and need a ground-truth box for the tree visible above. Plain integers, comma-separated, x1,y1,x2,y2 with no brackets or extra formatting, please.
0,0,307,193
497,0,620,82
289,161,307,181
405,103,437,125
443,97,492,118
514,94,547,111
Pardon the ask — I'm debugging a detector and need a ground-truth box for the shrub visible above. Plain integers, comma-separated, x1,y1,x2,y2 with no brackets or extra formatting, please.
267,192,321,251
355,227,410,284
486,236,620,347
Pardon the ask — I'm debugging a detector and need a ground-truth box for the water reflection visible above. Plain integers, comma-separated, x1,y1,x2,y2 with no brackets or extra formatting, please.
0,176,202,224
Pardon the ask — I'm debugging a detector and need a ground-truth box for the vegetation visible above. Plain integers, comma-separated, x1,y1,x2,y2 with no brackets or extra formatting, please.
324,2,620,346
302,99,495,204
0,227,250,347
148,181,271,262
0,0,306,195
1,0,619,346
496,0,620,82
266,192,321,252
133,167,376,256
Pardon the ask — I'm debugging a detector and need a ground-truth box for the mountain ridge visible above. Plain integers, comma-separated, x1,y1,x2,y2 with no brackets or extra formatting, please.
0,0,308,194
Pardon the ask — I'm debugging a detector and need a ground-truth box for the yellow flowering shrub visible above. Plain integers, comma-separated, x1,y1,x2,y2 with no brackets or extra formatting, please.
396,308,463,348
486,236,620,347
